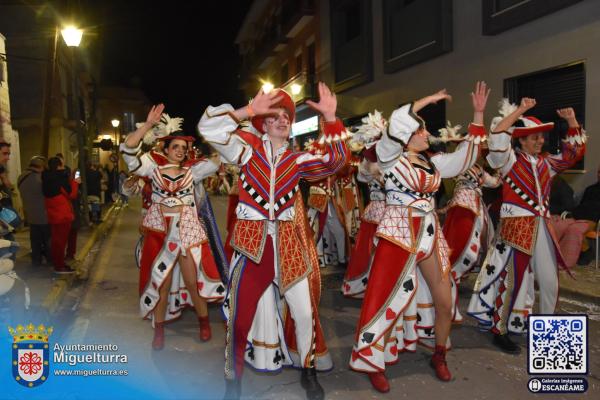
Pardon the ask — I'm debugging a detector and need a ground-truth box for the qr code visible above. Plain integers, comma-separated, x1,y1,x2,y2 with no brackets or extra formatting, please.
528,315,587,374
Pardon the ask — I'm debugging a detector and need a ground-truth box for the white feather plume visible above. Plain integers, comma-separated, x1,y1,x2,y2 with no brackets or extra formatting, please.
347,110,387,151
431,120,463,143
137,113,185,145
498,98,518,117
490,98,518,132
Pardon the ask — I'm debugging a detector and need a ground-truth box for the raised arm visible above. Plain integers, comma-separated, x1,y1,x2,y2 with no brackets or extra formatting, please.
547,107,587,174
487,98,536,176
197,89,285,165
298,120,349,181
120,104,164,177
431,81,489,178
378,89,453,169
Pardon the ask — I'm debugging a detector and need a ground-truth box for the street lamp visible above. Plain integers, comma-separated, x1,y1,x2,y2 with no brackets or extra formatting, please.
61,25,90,227
111,119,120,145
61,26,83,47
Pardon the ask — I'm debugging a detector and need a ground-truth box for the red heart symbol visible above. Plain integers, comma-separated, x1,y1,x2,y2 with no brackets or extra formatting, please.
344,284,350,292
386,308,396,321
351,351,359,362
451,271,457,280
182,292,188,301
360,347,373,357
197,282,204,291
168,242,177,252
389,346,398,356
470,244,478,253
417,251,426,260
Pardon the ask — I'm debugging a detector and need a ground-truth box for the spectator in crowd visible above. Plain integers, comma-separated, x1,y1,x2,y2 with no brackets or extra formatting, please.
86,163,103,223
100,164,109,204
118,170,129,205
573,164,600,222
0,142,13,209
17,156,50,266
550,174,576,216
55,153,80,260
42,156,79,274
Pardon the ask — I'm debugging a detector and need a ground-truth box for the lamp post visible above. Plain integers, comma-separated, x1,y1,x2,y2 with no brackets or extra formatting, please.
61,25,90,226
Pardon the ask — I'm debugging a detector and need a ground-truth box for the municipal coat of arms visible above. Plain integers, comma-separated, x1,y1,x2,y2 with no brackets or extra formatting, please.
8,323,53,387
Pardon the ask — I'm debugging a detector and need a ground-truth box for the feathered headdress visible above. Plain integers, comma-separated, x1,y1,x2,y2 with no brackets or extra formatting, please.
489,98,518,133
430,120,463,143
347,110,387,152
137,113,188,145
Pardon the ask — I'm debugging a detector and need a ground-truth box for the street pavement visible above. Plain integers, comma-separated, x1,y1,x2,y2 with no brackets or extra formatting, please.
3,196,599,399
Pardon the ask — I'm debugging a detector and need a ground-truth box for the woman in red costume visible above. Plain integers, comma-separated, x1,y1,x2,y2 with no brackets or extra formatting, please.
349,82,490,392
120,105,225,350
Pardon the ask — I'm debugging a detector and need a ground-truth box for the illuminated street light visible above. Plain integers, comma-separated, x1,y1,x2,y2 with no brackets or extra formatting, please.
291,83,302,95
111,119,120,128
262,82,274,93
61,26,83,47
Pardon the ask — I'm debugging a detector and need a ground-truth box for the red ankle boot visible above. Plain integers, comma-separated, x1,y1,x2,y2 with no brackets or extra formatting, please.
430,345,452,381
198,316,211,341
368,372,390,393
152,322,165,350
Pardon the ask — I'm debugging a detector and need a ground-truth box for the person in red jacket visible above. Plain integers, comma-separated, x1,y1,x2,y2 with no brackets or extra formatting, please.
42,156,79,274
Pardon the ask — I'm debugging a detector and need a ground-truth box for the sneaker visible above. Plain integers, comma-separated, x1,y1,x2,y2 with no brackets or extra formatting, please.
54,265,76,274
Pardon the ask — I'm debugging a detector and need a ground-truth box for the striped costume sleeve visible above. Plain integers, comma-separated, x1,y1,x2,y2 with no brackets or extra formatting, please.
297,118,349,182
430,123,486,178
546,127,587,175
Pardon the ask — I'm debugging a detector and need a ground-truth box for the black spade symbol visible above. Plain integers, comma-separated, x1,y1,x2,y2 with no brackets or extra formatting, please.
144,296,152,306
403,279,414,292
216,285,225,294
362,277,368,286
463,258,470,266
427,224,434,237
158,262,167,272
361,332,375,344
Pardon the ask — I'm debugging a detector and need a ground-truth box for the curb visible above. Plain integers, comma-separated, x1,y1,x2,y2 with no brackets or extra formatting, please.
41,202,122,314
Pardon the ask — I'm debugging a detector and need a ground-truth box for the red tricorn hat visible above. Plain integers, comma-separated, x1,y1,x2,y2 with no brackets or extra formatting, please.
251,89,296,134
512,116,554,138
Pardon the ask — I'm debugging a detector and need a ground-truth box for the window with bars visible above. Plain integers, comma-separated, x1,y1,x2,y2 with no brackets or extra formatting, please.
504,61,585,171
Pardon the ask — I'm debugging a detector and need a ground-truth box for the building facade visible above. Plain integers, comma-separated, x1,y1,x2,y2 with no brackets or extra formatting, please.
237,0,599,193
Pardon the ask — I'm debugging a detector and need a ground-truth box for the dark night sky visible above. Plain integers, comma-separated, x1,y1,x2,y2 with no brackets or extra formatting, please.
89,0,253,134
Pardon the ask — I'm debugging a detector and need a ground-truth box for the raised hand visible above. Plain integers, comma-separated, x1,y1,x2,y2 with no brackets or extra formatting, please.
556,107,576,120
557,107,579,128
306,82,337,122
471,81,491,113
146,104,164,126
250,89,284,116
429,89,452,104
518,97,536,112
413,89,452,113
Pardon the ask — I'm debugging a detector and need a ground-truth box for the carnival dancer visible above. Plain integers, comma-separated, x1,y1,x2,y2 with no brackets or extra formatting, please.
436,123,502,322
342,111,387,298
349,82,490,392
467,99,586,353
120,105,225,350
307,165,350,268
198,82,348,400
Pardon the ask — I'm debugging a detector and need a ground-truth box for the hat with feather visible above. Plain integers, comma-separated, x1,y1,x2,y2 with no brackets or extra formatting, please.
490,98,554,138
136,113,194,145
347,110,387,152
